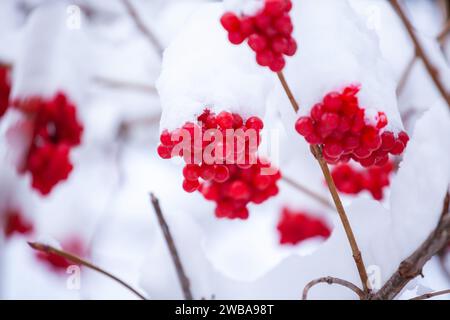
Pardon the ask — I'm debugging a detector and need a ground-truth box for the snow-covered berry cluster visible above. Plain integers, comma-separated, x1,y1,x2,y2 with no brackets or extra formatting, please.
221,0,297,72
157,109,281,219
295,85,409,166
277,207,331,245
14,92,83,195
332,161,394,200
0,65,11,118
3,209,33,238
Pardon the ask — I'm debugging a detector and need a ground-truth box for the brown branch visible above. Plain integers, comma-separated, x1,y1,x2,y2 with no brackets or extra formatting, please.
121,0,163,58
93,76,157,94
438,248,450,281
276,70,370,294
277,71,299,113
149,193,193,300
437,19,450,44
302,276,365,300
372,193,450,300
390,0,450,109
27,241,147,300
281,176,333,210
410,289,450,300
310,145,370,293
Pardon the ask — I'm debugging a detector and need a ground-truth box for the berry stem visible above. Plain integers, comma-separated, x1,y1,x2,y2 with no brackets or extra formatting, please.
410,289,450,300
27,241,147,300
302,276,365,300
276,70,370,293
390,0,450,109
277,71,299,113
310,145,370,293
281,176,333,210
150,193,193,300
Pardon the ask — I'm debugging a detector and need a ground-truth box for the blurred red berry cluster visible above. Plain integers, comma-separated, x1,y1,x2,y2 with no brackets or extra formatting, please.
277,207,331,245
36,237,85,272
295,85,409,166
221,0,297,72
0,65,11,118
3,209,33,238
14,92,83,195
332,161,394,200
157,109,281,219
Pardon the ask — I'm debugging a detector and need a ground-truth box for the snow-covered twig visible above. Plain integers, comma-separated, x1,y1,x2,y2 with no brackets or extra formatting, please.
27,241,147,300
390,0,450,109
149,193,193,300
372,193,450,300
302,276,365,300
93,76,157,94
281,176,333,210
410,289,450,300
121,0,163,58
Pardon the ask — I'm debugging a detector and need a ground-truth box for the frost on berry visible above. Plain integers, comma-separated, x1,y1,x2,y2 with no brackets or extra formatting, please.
157,109,281,219
332,161,394,200
295,85,409,167
14,92,83,195
3,209,34,238
221,0,297,72
277,207,331,245
0,65,11,118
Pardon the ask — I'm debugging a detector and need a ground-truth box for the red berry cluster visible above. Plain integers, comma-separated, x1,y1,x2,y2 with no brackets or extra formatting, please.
295,85,409,167
3,209,34,238
332,161,394,200
0,65,11,118
14,92,83,195
221,0,297,72
157,109,281,219
277,207,331,245
36,237,85,272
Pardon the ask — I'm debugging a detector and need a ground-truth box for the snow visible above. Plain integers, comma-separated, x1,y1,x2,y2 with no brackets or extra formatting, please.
223,0,264,16
157,3,274,131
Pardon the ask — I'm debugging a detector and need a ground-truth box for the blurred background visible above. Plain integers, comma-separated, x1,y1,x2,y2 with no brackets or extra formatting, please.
0,0,449,299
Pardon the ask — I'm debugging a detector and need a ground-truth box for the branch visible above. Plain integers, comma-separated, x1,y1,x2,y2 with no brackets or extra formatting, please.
281,176,333,210
390,0,450,109
27,241,147,300
276,71,370,294
372,193,450,300
302,276,365,300
437,19,450,44
121,0,163,58
410,289,450,300
149,193,193,300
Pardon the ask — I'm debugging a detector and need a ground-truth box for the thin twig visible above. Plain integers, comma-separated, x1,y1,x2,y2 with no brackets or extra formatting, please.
310,145,370,294
93,76,157,94
277,71,299,113
390,0,450,109
121,0,163,58
149,193,193,300
410,289,450,300
302,276,365,300
27,241,147,300
437,19,450,44
276,69,370,293
281,176,333,210
372,193,450,300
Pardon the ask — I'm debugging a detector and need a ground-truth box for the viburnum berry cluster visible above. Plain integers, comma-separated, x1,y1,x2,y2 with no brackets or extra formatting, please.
332,161,394,200
14,92,83,195
220,0,297,72
295,85,410,167
277,207,331,245
3,209,34,238
0,65,11,118
157,109,281,219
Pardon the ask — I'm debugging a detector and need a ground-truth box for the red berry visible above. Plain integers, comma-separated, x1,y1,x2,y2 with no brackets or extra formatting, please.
398,131,409,146
295,117,314,136
160,129,172,146
157,144,172,159
284,37,297,56
229,180,251,200
269,54,286,72
320,113,340,132
323,92,343,112
183,164,200,181
264,0,286,17
248,34,267,52
183,179,199,193
274,14,293,36
216,111,234,129
200,164,215,181
220,12,240,32
256,50,275,67
214,165,230,183
381,131,395,151
245,116,264,131
390,140,405,155
228,32,245,45
271,36,288,53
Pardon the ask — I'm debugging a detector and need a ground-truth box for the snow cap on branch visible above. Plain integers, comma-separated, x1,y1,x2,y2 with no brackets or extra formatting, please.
223,0,265,16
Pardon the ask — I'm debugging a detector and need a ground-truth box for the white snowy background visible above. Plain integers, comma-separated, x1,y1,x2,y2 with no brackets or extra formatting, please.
0,0,449,299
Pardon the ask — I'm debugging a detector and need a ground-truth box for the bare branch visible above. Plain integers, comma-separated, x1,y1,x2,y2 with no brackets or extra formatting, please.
410,289,450,300
277,71,299,113
281,176,333,210
149,193,193,300
390,0,450,109
27,242,147,300
121,0,163,58
302,276,365,300
372,193,450,300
